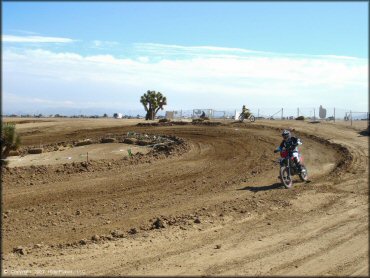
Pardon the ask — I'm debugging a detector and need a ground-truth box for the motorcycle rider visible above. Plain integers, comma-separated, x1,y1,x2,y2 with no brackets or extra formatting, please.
242,105,250,117
274,129,303,172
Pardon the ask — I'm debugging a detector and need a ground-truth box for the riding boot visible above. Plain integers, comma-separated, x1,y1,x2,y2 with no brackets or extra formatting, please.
294,157,302,172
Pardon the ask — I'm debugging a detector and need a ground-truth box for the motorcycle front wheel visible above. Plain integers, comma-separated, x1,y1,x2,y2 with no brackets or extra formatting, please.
280,166,293,188
249,115,255,122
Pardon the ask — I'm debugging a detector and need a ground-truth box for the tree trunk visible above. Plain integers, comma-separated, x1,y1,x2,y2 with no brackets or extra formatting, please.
146,108,155,120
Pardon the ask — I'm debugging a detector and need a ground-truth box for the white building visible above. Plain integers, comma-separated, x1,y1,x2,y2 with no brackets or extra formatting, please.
113,113,123,119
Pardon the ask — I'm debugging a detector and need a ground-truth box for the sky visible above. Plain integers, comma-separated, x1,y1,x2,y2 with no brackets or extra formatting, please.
2,2,369,116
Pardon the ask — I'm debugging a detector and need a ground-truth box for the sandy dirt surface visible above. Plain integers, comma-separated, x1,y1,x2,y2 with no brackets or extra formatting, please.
1,118,368,276
6,143,150,168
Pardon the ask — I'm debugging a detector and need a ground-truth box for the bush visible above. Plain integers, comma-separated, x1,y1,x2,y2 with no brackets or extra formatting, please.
1,123,21,159
158,118,170,123
295,116,305,121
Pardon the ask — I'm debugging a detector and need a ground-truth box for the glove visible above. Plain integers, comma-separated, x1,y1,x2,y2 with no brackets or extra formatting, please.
274,149,279,153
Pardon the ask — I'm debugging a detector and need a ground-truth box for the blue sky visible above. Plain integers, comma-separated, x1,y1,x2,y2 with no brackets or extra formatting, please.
2,2,368,116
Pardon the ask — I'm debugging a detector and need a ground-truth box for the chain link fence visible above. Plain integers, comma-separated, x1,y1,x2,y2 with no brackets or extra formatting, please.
164,107,369,127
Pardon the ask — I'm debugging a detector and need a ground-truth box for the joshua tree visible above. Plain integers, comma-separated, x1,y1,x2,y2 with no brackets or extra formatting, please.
140,90,167,120
1,123,21,163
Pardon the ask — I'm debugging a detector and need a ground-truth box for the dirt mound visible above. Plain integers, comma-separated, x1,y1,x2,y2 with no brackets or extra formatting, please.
2,134,189,187
137,121,190,127
192,120,223,126
16,132,182,156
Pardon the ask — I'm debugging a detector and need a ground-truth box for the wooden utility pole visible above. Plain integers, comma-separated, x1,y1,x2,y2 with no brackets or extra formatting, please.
334,108,336,123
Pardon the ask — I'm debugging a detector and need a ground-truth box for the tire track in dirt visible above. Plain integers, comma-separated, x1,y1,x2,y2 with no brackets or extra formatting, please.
2,126,278,252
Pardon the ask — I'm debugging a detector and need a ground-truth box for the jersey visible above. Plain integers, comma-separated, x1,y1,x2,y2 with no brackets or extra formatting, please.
278,136,300,153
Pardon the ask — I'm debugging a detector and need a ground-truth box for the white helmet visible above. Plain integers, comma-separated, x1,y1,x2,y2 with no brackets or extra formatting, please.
282,129,291,140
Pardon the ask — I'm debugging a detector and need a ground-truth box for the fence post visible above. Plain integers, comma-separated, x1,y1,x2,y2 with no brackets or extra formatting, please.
281,108,283,120
313,108,316,121
350,110,352,126
258,109,259,118
334,108,336,123
297,108,299,118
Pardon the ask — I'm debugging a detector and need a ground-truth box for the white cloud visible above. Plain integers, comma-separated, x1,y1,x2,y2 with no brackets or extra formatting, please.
92,40,120,48
3,35,75,43
138,56,149,63
3,92,76,107
134,43,266,55
2,45,368,112
134,43,365,61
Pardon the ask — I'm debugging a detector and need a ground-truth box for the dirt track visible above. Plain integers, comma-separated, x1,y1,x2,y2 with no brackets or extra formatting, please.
1,118,368,276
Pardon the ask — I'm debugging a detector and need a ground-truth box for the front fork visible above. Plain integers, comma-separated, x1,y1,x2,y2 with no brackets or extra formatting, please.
287,158,291,177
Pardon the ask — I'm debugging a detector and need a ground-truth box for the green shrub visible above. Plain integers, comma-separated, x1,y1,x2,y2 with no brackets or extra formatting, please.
295,116,305,120
1,123,21,160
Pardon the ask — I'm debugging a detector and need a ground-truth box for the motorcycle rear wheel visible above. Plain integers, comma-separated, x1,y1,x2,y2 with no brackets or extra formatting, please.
280,166,293,188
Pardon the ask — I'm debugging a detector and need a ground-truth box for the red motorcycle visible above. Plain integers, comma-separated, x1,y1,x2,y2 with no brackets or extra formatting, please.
276,148,308,188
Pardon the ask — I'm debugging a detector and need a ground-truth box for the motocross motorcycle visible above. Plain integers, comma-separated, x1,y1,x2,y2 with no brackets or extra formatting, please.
276,147,308,188
238,113,255,122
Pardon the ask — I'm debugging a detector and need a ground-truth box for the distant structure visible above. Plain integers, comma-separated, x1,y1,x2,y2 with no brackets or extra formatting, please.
165,111,174,120
113,113,123,119
319,105,327,119
193,109,213,118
